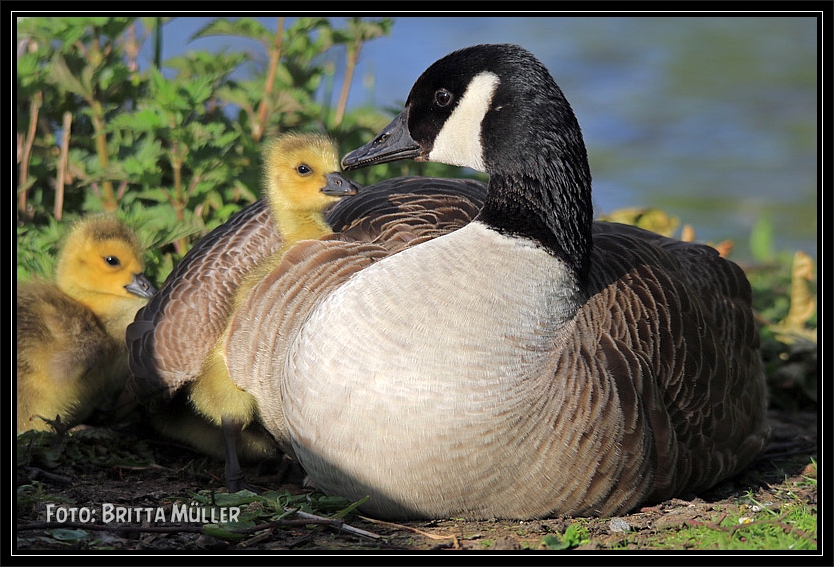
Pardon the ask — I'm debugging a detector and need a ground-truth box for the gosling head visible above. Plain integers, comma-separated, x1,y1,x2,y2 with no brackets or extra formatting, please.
54,215,156,316
262,132,360,214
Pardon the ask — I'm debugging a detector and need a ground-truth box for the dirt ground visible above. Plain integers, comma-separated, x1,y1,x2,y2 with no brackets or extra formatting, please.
14,408,817,555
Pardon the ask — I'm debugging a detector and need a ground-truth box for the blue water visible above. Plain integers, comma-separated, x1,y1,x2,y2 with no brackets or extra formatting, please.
146,15,818,263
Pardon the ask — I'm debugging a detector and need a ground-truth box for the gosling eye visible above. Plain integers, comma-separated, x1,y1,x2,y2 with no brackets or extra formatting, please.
435,89,453,108
104,256,121,267
296,164,312,176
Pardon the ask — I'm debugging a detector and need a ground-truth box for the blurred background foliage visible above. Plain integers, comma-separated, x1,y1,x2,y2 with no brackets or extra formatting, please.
15,16,815,412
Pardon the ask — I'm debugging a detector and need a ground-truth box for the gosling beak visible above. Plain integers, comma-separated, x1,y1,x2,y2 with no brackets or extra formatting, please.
321,172,361,197
125,273,157,298
341,109,422,171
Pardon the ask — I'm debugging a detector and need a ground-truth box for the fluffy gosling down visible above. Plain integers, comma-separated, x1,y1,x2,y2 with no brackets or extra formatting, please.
17,215,156,433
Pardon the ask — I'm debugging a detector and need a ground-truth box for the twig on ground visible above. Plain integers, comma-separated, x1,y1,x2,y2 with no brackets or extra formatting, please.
359,515,458,541
285,508,381,540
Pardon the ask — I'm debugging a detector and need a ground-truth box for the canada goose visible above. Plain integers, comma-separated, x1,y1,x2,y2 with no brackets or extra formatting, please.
257,43,771,520
17,215,156,433
188,132,359,489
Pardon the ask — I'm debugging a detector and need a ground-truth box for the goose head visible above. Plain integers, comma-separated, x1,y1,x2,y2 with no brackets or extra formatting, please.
55,215,156,321
343,43,594,278
262,132,360,218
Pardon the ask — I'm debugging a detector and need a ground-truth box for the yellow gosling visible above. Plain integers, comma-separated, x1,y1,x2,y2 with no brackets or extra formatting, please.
187,132,357,489
17,215,156,433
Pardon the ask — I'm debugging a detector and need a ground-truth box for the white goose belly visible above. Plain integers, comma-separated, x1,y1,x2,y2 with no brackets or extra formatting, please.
282,223,591,519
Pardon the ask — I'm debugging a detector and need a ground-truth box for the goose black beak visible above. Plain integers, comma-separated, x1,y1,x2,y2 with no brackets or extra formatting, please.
341,110,422,171
321,172,361,197
125,273,157,298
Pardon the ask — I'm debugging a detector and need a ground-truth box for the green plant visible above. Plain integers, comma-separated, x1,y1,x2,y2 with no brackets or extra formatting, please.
653,502,816,550
17,17,144,219
16,16,480,287
541,522,590,550
180,488,368,542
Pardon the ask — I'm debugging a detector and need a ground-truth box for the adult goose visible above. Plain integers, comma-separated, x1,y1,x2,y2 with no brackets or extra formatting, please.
268,43,771,520
17,215,156,433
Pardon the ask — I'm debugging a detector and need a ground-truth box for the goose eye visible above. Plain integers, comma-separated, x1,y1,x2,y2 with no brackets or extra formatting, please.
104,256,121,267
296,164,312,176
435,89,453,108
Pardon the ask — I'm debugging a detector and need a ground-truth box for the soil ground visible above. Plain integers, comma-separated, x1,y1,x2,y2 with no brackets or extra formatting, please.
14,408,817,556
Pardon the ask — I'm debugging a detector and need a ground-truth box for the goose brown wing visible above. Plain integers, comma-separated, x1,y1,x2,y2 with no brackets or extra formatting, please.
126,200,283,405
559,222,770,514
327,176,485,249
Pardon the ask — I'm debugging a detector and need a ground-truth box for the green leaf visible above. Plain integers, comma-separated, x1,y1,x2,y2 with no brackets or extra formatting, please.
215,83,257,113
49,53,90,97
46,528,89,542
181,76,214,106
211,490,260,507
108,108,164,132
164,51,248,84
137,188,173,203
541,533,571,550
192,17,274,45
98,63,132,92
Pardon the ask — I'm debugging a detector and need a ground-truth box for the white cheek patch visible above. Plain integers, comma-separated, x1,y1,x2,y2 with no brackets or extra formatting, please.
428,71,499,172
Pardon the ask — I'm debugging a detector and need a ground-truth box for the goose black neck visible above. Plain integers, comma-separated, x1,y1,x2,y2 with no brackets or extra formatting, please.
478,175,592,281
476,131,594,281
